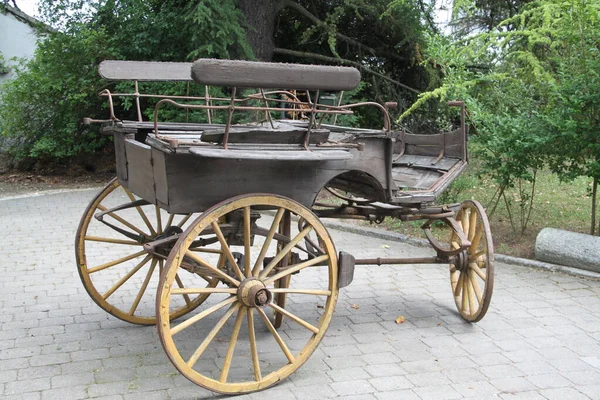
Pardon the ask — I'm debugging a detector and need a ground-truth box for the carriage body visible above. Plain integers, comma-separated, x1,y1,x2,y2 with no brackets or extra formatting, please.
76,58,493,394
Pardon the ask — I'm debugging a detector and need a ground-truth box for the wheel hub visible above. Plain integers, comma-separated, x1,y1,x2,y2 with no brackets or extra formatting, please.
237,278,272,307
454,250,469,272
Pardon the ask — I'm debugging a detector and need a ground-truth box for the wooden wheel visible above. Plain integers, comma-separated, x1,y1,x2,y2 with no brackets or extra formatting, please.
157,194,338,394
76,178,215,325
449,200,494,322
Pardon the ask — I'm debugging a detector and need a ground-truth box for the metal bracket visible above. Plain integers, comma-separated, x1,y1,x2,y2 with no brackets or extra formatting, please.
338,251,356,288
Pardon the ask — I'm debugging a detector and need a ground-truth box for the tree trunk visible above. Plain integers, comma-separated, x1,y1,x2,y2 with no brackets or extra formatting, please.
237,0,279,61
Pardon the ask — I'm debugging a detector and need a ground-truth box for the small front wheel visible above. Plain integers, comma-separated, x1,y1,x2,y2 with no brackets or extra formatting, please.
449,200,494,322
157,194,338,394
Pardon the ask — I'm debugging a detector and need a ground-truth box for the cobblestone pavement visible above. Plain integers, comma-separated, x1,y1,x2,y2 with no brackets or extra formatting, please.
1,188,600,400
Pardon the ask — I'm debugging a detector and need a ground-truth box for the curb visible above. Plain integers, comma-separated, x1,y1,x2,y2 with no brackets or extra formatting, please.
322,219,600,281
0,186,102,202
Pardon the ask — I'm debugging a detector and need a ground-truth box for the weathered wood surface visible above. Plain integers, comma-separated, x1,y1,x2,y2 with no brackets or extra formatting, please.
201,128,330,145
191,58,360,91
124,139,156,204
397,128,464,159
188,147,353,161
114,134,388,213
391,160,467,204
99,61,193,81
393,155,460,171
392,166,443,190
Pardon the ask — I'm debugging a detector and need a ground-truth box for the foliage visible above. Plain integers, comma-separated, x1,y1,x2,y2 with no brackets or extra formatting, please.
273,0,439,129
404,0,600,234
0,0,440,161
0,52,8,75
0,0,252,160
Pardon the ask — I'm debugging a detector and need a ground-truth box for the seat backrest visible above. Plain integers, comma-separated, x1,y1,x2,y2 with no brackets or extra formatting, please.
99,60,193,81
191,58,360,91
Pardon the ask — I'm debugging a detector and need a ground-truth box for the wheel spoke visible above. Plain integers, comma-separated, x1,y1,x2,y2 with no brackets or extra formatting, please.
256,307,295,363
184,250,241,287
469,250,486,262
129,258,158,315
176,213,193,228
171,287,237,295
461,273,469,313
247,308,262,381
470,262,487,281
175,274,191,306
187,302,241,368
469,269,483,304
461,211,470,238
453,271,463,297
252,207,285,277
469,225,484,254
219,307,247,383
98,205,149,237
88,250,147,274
468,208,477,239
188,247,223,255
171,296,237,336
102,255,152,299
244,206,252,277
270,288,332,296
123,187,157,236
156,206,163,233
211,221,245,281
166,213,175,229
260,225,314,279
84,236,140,245
466,273,477,315
264,254,329,286
269,303,319,334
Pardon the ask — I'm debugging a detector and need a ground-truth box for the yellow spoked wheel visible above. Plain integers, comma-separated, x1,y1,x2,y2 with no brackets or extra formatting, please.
76,178,216,325
449,200,494,322
157,194,338,394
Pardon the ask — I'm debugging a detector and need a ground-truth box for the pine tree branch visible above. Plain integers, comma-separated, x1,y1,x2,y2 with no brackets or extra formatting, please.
273,47,420,94
278,0,409,63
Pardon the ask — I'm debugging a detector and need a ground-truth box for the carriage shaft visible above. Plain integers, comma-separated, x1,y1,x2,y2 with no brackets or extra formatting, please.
354,256,446,266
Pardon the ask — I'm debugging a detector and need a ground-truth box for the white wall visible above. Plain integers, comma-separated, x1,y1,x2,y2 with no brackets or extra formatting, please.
0,9,39,83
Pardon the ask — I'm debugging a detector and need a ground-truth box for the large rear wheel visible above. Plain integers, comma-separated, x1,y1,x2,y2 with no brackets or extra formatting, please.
157,194,338,394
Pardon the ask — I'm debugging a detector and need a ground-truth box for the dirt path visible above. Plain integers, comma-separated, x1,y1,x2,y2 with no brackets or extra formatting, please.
0,172,113,199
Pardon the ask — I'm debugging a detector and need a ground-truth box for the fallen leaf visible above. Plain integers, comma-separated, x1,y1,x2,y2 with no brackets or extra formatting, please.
395,315,405,324
381,244,390,249
316,304,324,309
351,304,360,309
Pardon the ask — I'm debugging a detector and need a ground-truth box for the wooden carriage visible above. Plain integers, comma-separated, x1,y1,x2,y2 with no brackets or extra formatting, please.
76,59,493,394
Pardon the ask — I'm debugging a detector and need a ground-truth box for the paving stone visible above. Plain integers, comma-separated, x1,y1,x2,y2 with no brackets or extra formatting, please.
330,379,375,396
368,376,413,391
4,377,51,395
41,386,87,400
412,384,462,400
326,366,370,382
540,387,592,400
374,390,420,400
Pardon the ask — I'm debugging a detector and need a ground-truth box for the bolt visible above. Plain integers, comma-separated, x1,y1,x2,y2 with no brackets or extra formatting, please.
256,290,268,306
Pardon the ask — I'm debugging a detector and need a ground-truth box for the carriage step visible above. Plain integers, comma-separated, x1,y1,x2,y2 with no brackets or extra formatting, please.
338,251,355,288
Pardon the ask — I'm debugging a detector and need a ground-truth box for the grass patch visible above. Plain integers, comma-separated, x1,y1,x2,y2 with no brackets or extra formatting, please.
376,163,594,259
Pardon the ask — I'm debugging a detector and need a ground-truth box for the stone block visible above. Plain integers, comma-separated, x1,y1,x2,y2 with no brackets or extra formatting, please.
536,228,600,273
